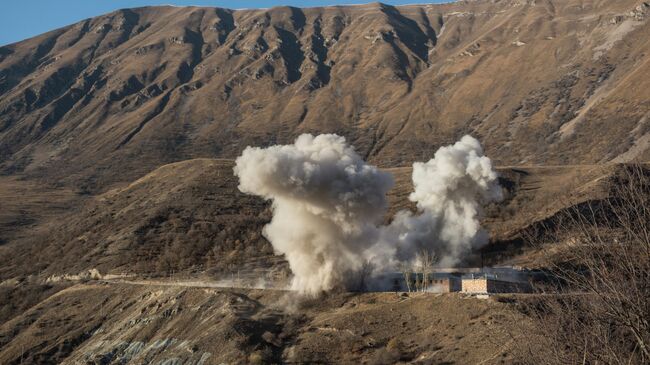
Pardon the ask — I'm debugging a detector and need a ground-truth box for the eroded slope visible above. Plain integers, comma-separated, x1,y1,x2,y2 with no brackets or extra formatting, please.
0,1,648,191
0,282,528,364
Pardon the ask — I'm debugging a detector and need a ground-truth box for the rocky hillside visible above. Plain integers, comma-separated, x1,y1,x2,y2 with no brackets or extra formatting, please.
1,3,648,363
0,0,648,192
0,283,529,364
0,159,276,280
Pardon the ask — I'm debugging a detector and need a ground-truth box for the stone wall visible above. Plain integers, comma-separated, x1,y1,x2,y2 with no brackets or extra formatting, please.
461,279,489,293
462,278,531,294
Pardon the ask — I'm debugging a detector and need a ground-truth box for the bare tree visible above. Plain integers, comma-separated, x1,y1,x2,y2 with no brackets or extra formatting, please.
521,163,650,364
416,249,436,292
398,262,412,293
356,260,375,292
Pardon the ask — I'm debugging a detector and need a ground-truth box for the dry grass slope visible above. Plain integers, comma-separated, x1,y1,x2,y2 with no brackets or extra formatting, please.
0,158,630,282
0,0,647,192
0,283,530,364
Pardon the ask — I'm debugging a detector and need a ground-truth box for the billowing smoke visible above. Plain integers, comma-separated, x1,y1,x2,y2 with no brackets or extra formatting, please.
234,133,502,295
386,135,503,267
234,134,394,295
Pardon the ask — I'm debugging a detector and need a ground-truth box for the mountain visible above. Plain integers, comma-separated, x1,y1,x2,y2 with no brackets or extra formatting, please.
0,0,648,193
1,2,649,362
2,0,649,281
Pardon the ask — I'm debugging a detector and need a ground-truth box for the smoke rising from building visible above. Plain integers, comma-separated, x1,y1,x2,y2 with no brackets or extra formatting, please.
234,134,502,295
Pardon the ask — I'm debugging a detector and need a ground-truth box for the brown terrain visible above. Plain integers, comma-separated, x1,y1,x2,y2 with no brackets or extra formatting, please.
0,283,529,364
0,0,649,190
0,158,632,363
0,0,649,363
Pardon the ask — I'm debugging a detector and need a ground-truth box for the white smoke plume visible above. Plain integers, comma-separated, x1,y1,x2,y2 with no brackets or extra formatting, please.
234,134,394,295
234,133,502,295
386,135,503,267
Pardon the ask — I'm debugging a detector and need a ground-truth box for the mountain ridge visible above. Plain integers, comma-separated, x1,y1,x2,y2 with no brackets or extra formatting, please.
0,0,648,193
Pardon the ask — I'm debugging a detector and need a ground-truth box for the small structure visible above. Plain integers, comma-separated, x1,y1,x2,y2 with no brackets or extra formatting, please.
460,267,533,294
381,267,534,294
461,275,531,294
428,273,462,293
382,271,462,292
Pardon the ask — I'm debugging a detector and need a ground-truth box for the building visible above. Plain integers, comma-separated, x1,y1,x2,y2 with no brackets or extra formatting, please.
438,267,534,294
379,267,534,294
382,271,462,292
461,275,532,294
428,274,463,293
459,267,534,294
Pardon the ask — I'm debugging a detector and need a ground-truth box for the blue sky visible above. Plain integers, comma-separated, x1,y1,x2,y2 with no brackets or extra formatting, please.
0,0,447,46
